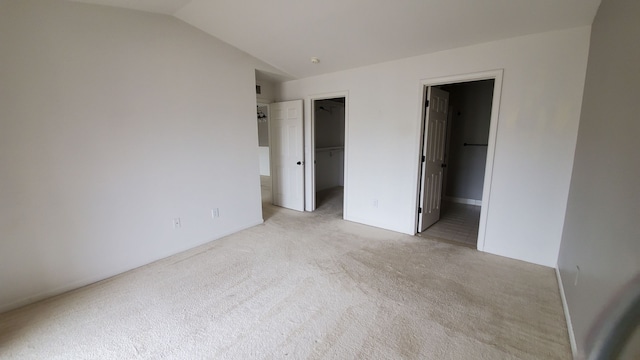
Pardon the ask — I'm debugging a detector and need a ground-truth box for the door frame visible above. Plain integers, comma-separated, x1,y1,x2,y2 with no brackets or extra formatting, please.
305,91,349,216
413,70,503,251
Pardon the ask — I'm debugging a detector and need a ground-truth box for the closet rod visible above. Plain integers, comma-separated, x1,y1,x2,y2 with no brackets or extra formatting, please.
316,146,344,152
464,143,488,147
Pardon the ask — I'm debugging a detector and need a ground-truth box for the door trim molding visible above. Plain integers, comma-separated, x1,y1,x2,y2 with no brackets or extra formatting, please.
306,91,349,216
413,69,504,252
556,267,578,357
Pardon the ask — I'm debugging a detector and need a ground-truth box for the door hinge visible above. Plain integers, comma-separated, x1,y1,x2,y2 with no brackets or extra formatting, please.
418,207,422,214
422,155,426,163
425,100,430,108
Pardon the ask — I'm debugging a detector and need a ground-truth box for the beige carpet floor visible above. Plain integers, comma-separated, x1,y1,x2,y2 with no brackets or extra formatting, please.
0,186,571,359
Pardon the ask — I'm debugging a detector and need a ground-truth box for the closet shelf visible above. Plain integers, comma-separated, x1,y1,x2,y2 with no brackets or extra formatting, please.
316,146,344,152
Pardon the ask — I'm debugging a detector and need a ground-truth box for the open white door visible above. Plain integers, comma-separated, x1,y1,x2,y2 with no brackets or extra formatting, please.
418,87,449,232
270,100,304,211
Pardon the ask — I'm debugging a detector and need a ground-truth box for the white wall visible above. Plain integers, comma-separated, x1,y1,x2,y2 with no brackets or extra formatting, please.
557,0,640,357
258,147,270,176
280,27,591,267
0,0,278,311
255,78,277,104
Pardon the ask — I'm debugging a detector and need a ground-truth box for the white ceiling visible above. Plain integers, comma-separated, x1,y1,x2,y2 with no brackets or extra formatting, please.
70,0,601,79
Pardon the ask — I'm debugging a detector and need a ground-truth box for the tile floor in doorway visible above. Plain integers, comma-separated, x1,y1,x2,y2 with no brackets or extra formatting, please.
420,201,481,247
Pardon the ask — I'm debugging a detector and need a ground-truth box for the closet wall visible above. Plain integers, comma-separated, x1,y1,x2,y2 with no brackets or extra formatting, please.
255,77,276,176
441,80,494,203
256,104,270,176
315,99,345,192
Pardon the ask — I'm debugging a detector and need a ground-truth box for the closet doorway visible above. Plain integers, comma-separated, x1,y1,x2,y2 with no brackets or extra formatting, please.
310,96,346,214
256,102,272,206
415,70,503,251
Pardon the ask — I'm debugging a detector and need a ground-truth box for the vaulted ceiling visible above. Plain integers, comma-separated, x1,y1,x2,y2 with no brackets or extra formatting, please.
70,0,601,79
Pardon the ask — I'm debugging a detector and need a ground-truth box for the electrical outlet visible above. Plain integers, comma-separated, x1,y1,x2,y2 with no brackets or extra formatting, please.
211,208,220,219
173,217,181,229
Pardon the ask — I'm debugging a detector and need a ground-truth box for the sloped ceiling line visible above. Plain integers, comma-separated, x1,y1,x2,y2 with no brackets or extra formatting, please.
70,0,601,79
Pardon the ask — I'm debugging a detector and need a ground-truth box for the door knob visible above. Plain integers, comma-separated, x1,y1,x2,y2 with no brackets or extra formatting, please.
297,161,303,165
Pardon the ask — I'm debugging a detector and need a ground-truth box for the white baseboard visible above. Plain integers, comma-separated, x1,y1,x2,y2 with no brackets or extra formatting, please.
444,196,483,206
0,268,126,314
556,266,578,358
343,214,412,236
0,218,265,314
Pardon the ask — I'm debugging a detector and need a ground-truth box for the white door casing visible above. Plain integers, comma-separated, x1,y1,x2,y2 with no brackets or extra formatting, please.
270,100,304,211
413,70,503,251
306,91,350,213
418,87,449,232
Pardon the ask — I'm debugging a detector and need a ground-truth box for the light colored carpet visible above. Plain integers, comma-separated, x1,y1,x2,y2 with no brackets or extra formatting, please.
0,186,571,359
